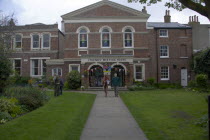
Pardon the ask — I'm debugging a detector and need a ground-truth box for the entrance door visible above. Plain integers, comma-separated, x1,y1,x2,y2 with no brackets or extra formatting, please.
181,69,188,87
89,65,104,87
111,65,125,87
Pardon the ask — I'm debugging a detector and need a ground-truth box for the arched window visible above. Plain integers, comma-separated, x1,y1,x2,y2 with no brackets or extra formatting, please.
100,26,112,48
122,26,135,48
79,28,88,48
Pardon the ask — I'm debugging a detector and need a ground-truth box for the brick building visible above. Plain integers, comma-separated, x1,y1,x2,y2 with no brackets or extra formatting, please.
8,0,193,88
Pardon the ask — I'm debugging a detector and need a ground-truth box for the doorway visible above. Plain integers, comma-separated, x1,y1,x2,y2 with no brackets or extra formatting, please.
181,68,188,87
89,65,104,87
111,65,125,87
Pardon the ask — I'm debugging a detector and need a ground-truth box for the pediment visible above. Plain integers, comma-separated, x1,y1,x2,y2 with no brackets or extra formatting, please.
61,0,150,20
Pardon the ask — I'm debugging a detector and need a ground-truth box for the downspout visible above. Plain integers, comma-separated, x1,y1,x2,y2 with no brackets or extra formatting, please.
156,29,159,84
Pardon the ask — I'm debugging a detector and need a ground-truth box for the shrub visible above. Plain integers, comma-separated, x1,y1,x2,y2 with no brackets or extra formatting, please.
188,80,197,88
0,112,12,121
0,98,22,118
66,71,81,89
195,74,208,89
4,86,49,111
147,78,155,86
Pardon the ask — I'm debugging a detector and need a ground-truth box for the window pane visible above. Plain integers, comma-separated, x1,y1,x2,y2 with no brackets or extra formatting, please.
43,34,50,48
125,29,131,32
102,33,109,47
125,33,132,47
80,29,87,33
72,66,78,71
160,46,168,57
33,35,39,48
160,30,167,37
42,59,46,75
80,34,87,47
32,60,39,75
161,66,169,79
15,60,21,75
135,65,142,80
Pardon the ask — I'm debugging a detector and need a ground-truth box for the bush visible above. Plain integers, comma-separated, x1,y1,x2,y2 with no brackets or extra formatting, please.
66,71,81,89
0,98,22,118
4,86,49,111
195,74,208,89
188,80,197,88
0,112,12,121
147,78,155,86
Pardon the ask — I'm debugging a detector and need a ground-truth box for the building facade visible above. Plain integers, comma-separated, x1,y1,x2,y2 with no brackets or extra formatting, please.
7,0,195,88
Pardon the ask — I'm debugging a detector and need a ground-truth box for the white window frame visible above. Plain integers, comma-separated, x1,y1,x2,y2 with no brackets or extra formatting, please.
14,34,22,49
41,33,51,50
134,64,145,81
11,58,22,76
69,64,80,73
31,33,40,50
159,29,168,37
52,68,62,76
160,66,170,80
160,45,169,58
78,50,88,56
30,57,50,77
99,26,112,48
101,50,111,54
122,26,135,48
123,49,134,55
77,26,90,49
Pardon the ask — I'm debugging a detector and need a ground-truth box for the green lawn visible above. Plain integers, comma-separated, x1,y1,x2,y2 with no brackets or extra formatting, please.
120,89,208,140
0,91,96,140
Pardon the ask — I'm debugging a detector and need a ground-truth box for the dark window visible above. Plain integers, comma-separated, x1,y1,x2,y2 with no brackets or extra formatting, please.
102,29,110,47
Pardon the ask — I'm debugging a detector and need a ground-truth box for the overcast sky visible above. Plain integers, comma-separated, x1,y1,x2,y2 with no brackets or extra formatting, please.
0,0,209,29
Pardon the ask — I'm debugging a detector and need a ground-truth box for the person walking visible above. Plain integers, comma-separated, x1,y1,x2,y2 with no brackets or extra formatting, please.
112,73,120,97
59,75,64,95
103,75,109,97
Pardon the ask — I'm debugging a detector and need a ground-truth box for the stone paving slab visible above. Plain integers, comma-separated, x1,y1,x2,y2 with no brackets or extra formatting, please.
80,91,148,140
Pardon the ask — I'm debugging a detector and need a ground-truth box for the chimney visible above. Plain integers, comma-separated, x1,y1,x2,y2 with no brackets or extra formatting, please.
164,10,171,23
142,6,147,14
188,15,200,25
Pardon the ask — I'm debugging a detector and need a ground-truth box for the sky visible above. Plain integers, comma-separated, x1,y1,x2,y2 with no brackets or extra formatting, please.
0,0,209,29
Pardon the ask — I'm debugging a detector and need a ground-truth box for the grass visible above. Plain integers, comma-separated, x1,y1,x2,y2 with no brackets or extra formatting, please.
120,89,208,140
0,91,96,140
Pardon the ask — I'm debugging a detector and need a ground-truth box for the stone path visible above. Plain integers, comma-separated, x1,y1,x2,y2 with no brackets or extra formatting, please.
80,91,148,140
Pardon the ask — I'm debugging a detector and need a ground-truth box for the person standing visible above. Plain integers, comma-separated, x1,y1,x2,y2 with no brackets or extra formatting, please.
59,75,64,95
112,73,120,97
53,74,60,97
103,75,109,97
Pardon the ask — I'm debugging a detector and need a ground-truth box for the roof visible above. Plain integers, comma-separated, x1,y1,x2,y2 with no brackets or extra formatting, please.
148,22,191,29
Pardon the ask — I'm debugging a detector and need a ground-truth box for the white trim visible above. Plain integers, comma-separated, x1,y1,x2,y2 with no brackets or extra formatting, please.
78,50,88,56
122,27,134,48
160,45,169,58
100,26,112,48
160,66,170,80
41,32,51,50
30,57,50,77
133,64,145,81
64,19,148,23
77,27,89,49
52,68,62,76
111,63,127,75
159,29,168,38
123,49,134,55
69,64,80,72
30,33,40,50
13,33,23,50
88,63,103,70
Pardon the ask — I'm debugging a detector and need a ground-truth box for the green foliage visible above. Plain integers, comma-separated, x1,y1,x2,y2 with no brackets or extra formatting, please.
64,81,69,90
66,71,81,89
0,55,12,93
0,112,12,121
4,86,49,111
195,114,208,128
147,78,155,86
195,74,208,89
188,80,197,88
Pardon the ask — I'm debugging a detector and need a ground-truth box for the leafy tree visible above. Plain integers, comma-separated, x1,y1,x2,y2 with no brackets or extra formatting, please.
194,48,210,78
128,0,210,20
66,71,81,89
0,11,16,94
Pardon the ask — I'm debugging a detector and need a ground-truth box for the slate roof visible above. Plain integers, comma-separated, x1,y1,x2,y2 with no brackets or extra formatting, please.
148,22,191,29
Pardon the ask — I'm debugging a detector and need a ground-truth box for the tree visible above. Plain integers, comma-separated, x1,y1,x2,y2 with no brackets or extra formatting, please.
0,11,16,94
128,0,210,20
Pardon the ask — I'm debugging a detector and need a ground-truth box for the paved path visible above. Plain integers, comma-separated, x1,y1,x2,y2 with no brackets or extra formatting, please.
80,91,148,140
